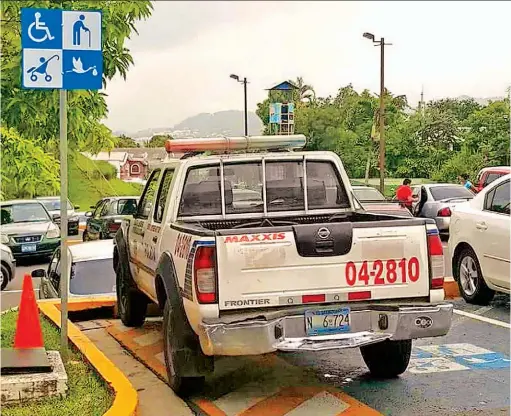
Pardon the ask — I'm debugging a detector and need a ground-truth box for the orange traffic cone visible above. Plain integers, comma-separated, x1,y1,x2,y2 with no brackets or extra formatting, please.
14,274,44,349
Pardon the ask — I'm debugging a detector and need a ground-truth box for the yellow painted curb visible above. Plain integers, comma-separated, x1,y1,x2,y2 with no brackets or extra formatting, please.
38,298,138,416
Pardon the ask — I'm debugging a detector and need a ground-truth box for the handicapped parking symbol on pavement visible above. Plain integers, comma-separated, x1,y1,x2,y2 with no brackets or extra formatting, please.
409,343,510,374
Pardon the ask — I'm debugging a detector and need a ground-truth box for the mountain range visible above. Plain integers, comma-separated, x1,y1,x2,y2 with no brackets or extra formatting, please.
114,110,263,139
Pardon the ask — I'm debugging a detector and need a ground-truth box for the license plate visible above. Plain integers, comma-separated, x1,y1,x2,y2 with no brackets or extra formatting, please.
21,244,37,253
305,307,350,336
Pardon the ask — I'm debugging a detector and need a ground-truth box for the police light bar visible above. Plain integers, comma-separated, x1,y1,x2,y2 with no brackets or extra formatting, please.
164,135,306,153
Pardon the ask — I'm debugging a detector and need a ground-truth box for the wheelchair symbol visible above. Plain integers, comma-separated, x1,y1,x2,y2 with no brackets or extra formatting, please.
28,12,55,43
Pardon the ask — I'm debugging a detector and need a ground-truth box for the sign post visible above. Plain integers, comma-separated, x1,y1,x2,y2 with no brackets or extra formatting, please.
21,7,103,360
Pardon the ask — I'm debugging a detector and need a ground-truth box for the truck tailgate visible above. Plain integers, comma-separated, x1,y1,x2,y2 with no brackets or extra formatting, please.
216,223,430,310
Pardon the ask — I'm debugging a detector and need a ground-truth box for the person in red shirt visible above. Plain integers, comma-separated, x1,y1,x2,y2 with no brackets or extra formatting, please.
395,179,417,212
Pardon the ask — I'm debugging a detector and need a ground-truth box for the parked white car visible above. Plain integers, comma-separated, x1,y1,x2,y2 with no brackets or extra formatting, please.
449,174,510,304
33,240,116,300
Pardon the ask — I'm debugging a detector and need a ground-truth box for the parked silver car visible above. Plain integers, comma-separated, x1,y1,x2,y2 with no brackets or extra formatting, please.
36,196,80,236
0,243,16,291
0,200,61,259
412,184,474,234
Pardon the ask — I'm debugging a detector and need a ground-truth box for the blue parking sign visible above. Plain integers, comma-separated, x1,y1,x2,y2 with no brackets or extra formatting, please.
21,8,102,90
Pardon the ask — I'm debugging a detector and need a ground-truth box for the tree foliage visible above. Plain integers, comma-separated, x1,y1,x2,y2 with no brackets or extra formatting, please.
256,78,510,182
115,134,139,148
146,134,172,148
1,127,60,199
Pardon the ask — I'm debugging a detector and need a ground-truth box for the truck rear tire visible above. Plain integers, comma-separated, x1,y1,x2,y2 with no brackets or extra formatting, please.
360,339,412,378
163,301,205,396
116,261,148,327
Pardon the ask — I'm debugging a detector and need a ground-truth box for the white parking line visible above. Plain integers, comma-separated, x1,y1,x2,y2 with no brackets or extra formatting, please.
453,309,510,329
3,289,40,293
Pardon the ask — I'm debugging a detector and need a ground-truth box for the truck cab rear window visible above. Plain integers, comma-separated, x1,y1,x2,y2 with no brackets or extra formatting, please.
178,160,349,217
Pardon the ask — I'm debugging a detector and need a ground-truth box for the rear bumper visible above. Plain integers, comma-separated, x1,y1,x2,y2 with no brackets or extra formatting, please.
197,303,453,356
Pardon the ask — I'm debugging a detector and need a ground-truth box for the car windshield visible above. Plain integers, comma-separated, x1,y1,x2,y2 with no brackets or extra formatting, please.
70,258,116,295
110,199,138,215
353,187,386,202
429,186,474,201
1,204,50,224
39,199,73,211
178,160,350,217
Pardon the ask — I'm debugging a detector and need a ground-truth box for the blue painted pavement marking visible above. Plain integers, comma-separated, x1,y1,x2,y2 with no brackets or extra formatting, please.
409,343,510,374
453,353,511,370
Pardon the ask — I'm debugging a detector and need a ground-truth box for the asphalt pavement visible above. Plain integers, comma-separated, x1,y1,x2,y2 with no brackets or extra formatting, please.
101,293,510,416
1,233,82,311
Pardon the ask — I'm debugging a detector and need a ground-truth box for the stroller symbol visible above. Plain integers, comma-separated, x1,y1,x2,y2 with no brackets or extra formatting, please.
27,54,59,82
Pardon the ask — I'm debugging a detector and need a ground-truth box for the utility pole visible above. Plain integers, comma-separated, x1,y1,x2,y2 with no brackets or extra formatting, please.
243,77,248,137
378,37,385,195
230,74,249,136
363,32,392,194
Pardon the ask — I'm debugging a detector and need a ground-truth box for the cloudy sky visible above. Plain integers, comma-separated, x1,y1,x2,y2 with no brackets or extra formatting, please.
104,1,511,133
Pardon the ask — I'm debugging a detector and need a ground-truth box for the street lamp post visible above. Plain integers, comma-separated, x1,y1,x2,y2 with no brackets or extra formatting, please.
230,74,248,136
363,32,391,194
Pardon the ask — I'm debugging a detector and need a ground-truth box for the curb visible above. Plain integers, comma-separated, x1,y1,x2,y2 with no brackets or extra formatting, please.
38,297,137,416
443,276,460,299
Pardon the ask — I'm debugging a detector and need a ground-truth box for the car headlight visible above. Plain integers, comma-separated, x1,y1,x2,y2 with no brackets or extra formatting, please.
0,234,9,244
46,226,60,239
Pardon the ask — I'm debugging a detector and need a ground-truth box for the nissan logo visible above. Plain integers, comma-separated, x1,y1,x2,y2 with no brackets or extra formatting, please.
415,316,433,329
317,227,331,239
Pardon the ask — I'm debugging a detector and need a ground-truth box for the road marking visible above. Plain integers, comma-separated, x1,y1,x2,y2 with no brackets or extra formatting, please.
410,343,510,373
105,320,382,415
453,309,510,329
2,289,40,293
284,391,349,416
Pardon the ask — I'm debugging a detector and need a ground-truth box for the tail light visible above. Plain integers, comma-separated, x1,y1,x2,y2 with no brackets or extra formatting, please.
194,246,217,304
427,230,445,289
437,207,451,217
108,222,121,233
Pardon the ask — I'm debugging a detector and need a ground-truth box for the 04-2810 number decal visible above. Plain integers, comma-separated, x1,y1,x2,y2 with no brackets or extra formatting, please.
345,257,420,286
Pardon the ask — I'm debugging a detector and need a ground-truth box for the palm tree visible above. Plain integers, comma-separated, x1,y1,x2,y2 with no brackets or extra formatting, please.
293,77,316,103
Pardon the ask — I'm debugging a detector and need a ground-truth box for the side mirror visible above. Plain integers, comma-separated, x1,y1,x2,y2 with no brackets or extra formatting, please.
32,269,46,278
52,213,61,222
74,205,80,210
85,211,93,218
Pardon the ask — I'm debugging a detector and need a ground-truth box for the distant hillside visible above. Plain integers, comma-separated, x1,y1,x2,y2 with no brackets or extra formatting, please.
117,110,263,139
455,95,505,106
70,153,142,209
172,110,263,137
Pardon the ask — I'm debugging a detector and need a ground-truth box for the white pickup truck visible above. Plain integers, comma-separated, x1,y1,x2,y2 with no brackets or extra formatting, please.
114,135,453,395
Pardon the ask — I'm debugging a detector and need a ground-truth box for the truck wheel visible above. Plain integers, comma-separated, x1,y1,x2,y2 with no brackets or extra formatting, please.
116,262,147,327
455,247,495,305
360,339,412,378
82,231,89,242
163,301,205,396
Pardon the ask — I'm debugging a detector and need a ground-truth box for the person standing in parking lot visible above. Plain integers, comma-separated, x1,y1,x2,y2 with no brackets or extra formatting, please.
396,178,417,212
458,173,477,193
